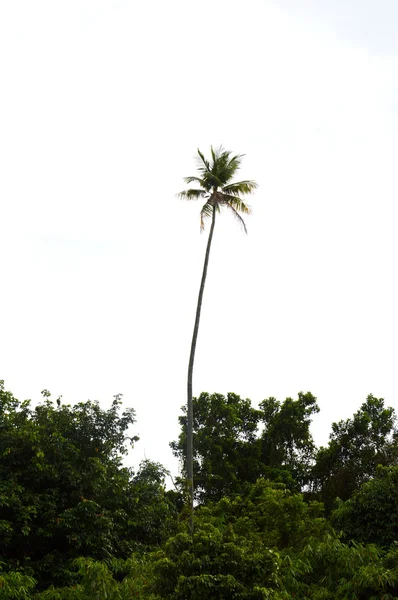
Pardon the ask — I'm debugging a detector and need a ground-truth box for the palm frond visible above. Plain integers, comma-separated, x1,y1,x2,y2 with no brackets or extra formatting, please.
183,176,206,186
204,172,223,189
222,180,258,196
196,146,247,188
211,146,217,165
221,193,252,215
196,148,223,189
218,151,244,183
224,202,248,234
200,201,214,232
177,189,207,201
196,149,211,175
222,156,243,185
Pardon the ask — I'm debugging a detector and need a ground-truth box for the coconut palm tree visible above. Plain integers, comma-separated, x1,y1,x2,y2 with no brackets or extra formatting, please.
178,146,258,520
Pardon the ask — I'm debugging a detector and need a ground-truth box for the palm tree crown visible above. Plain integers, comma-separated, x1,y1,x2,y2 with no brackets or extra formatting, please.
178,146,257,232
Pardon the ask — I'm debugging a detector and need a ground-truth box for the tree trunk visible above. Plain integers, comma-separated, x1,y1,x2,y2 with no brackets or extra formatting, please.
187,203,216,528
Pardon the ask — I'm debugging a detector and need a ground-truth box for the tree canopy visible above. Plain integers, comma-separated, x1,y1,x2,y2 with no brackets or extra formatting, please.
311,394,397,511
0,381,176,589
1,379,398,599
171,391,319,501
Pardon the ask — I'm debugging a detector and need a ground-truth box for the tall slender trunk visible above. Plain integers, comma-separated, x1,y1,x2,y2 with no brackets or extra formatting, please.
187,203,216,527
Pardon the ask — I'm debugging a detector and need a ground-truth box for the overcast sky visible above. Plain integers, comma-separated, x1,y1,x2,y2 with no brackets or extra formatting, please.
1,1,398,478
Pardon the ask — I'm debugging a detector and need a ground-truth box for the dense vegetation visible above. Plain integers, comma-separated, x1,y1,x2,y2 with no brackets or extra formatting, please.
1,379,397,599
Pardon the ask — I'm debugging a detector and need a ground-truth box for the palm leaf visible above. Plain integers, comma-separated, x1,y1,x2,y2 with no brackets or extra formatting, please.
200,201,214,231
222,180,258,196
221,194,252,215
219,152,243,184
209,147,242,186
195,150,222,189
177,189,207,201
202,172,222,189
224,202,248,233
196,149,211,175
211,146,217,166
183,176,206,186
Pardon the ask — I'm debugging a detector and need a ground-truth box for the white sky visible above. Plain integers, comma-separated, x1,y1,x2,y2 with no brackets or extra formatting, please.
1,1,398,478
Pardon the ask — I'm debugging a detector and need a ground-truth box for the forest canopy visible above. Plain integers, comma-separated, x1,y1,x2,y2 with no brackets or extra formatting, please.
0,379,397,599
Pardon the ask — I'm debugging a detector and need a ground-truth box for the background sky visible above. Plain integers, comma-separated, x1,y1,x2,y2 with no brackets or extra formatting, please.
1,0,398,479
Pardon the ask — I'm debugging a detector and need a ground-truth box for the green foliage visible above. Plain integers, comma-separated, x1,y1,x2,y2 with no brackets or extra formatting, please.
150,521,281,600
0,381,176,588
35,556,155,600
171,392,263,502
283,535,398,599
332,465,398,547
171,391,319,501
1,378,398,600
1,478,398,600
0,565,36,600
148,479,396,600
149,480,329,600
260,392,319,490
129,460,178,547
312,395,397,511
212,479,328,551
